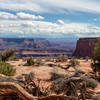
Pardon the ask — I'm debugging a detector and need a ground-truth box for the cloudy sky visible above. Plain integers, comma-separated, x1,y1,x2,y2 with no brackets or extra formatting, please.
0,0,100,38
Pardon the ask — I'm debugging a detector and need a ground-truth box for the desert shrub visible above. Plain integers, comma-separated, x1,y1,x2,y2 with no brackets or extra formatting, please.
0,61,15,76
50,67,63,81
56,55,68,62
51,74,70,94
70,58,80,68
9,55,19,61
73,69,85,77
81,76,98,89
35,58,43,66
26,57,43,66
45,57,54,62
0,49,17,61
91,42,100,74
50,72,64,81
27,57,35,66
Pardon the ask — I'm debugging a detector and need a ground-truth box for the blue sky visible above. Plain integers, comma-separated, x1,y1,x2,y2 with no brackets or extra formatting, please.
0,0,100,38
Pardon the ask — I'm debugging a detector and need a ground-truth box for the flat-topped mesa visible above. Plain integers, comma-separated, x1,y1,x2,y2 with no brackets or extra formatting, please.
73,37,100,58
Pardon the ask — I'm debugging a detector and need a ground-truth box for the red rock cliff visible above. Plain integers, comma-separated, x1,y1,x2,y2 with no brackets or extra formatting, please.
73,37,100,58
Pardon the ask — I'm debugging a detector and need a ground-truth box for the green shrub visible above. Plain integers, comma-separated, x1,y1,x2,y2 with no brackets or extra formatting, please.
56,55,68,62
0,49,17,61
9,55,19,61
91,42,100,74
0,61,15,76
27,57,35,66
70,58,80,67
81,76,98,89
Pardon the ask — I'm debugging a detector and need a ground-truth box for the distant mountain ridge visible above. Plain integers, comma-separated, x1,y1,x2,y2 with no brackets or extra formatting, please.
0,38,76,57
0,38,53,49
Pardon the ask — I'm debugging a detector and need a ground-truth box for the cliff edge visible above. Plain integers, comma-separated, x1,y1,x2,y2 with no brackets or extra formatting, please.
73,37,100,58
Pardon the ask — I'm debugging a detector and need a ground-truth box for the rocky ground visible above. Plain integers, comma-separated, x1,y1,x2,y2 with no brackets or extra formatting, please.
0,58,100,100
7,59,92,78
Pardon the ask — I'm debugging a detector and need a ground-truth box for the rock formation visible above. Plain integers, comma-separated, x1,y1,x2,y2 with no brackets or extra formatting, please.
73,37,100,58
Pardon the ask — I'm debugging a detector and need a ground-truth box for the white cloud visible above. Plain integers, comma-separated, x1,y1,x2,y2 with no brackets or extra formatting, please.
94,18,100,22
0,12,44,20
0,0,100,14
0,20,100,38
0,12,16,19
36,15,44,20
21,22,35,27
17,12,44,20
57,20,64,25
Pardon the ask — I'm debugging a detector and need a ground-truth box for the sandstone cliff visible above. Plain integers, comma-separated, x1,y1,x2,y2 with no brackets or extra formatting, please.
73,37,100,58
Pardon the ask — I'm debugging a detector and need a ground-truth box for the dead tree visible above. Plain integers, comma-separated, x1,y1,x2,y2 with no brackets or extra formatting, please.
0,76,94,100
0,82,35,100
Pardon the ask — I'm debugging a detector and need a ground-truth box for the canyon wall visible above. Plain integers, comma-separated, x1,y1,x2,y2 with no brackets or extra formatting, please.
73,37,100,58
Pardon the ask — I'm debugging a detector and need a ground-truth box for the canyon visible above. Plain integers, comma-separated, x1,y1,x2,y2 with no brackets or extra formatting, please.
1,37,100,58
0,38,76,57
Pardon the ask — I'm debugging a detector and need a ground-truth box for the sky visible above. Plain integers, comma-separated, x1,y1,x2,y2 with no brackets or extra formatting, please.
0,0,100,38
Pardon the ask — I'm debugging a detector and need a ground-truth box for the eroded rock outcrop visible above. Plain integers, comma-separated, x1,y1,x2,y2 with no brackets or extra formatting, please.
73,37,100,58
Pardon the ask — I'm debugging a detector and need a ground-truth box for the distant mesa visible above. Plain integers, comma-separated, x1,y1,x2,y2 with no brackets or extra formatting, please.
0,38,74,57
73,37,100,58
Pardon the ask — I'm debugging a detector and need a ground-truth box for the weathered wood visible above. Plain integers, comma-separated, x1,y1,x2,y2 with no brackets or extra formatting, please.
0,82,35,100
36,95,78,100
0,82,79,100
0,77,88,100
